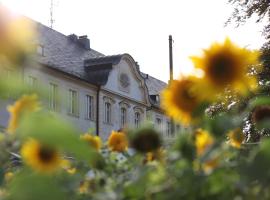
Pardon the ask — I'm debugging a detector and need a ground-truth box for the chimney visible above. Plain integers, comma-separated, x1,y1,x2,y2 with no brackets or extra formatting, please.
68,34,78,42
78,35,90,50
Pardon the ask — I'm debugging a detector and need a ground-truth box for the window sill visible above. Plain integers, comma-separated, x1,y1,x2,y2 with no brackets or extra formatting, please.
103,121,113,126
67,113,80,118
85,117,95,122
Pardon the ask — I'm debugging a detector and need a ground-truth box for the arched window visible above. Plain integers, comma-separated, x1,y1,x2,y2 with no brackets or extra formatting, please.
105,102,111,123
120,107,127,127
134,112,141,128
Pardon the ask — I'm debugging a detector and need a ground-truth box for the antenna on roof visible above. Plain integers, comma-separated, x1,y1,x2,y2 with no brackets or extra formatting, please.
50,0,54,28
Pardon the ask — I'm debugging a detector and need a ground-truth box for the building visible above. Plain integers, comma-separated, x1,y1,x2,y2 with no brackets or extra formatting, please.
0,20,181,140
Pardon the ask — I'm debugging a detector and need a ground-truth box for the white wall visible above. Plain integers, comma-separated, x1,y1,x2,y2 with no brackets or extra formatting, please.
23,65,97,133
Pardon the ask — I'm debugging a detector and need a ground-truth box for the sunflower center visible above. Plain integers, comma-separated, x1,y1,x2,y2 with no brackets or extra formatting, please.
173,82,198,112
252,106,270,123
207,53,238,86
38,146,56,163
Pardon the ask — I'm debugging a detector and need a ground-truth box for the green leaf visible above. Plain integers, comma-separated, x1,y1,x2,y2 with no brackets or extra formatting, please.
7,169,67,200
248,96,270,111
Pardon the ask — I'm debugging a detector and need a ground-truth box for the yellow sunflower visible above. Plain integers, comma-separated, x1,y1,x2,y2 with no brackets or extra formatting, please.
143,148,165,164
108,130,128,152
202,156,219,174
191,38,260,100
80,133,102,151
7,94,40,134
228,128,244,149
161,77,200,125
195,129,214,156
21,139,61,173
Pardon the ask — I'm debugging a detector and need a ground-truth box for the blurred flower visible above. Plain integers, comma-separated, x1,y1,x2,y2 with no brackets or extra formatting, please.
21,139,61,173
251,105,270,125
228,128,244,148
202,156,219,174
143,148,165,164
4,171,14,182
191,38,260,100
79,180,90,194
130,127,161,153
0,6,36,66
7,94,40,134
108,130,128,152
161,78,200,125
195,129,214,156
80,133,102,151
61,159,76,175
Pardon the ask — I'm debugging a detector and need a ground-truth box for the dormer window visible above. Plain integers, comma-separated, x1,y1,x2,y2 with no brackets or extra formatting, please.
37,44,44,56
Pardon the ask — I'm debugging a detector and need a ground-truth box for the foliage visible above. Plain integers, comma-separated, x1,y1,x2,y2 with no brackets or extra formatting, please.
2,4,270,200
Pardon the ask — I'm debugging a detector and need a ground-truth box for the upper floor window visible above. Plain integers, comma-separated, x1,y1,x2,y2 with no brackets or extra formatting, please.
68,89,79,116
85,95,94,120
49,83,58,111
120,107,127,128
37,44,44,56
156,118,162,130
166,121,171,137
104,102,111,124
135,112,141,128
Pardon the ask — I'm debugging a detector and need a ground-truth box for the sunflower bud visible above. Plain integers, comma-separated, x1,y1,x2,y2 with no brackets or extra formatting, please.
130,127,161,153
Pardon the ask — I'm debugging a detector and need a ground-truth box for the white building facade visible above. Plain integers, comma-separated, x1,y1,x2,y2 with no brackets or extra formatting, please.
0,20,181,140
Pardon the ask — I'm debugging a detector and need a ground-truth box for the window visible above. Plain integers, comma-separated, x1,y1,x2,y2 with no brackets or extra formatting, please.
37,44,44,56
49,83,58,111
104,102,111,123
166,121,171,137
28,76,37,88
86,95,94,120
156,118,162,130
68,89,79,115
135,112,141,128
120,107,127,127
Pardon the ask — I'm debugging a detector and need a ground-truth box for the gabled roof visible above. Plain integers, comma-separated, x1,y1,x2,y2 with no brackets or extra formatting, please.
33,21,167,106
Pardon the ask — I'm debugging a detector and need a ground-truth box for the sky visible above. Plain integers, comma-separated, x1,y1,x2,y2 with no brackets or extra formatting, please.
0,0,266,82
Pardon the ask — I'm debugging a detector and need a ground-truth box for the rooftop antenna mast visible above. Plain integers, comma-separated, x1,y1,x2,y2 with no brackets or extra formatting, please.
50,0,54,28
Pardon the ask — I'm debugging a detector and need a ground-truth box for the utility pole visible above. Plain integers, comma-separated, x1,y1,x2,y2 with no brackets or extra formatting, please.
169,35,173,82
169,35,175,136
50,0,54,28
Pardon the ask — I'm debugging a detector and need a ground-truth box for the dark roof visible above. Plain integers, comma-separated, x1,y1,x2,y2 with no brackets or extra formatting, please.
141,72,167,95
33,21,167,105
84,55,123,67
34,22,104,82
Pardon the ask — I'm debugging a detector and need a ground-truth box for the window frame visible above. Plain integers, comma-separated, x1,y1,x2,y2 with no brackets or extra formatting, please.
68,89,79,116
85,94,94,120
49,82,59,112
104,102,111,124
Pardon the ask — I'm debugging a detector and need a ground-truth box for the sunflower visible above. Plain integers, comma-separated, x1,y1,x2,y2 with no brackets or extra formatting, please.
108,130,128,152
202,156,219,174
195,129,214,156
161,77,200,125
61,159,77,175
130,127,161,153
21,139,61,173
191,38,260,100
143,148,165,164
7,94,40,134
80,133,102,151
228,128,244,149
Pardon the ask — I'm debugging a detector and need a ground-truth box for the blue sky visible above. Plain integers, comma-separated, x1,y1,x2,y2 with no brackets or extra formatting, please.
1,0,266,82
